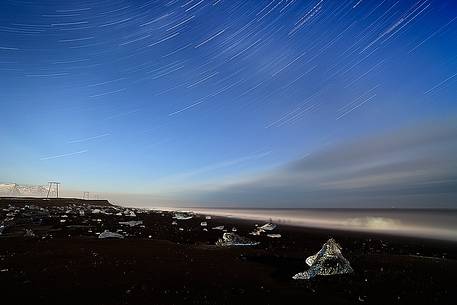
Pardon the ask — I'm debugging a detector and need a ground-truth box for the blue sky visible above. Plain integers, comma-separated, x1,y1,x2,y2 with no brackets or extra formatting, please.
1,0,457,207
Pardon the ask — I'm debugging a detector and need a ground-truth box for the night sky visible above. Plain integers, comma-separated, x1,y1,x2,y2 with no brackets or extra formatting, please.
1,0,457,207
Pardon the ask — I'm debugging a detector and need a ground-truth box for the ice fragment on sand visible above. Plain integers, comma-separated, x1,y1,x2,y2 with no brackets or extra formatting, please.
98,230,124,239
119,220,143,227
200,222,207,226
24,229,35,237
216,233,260,247
260,223,277,231
173,212,193,220
250,228,263,235
205,216,212,220
293,238,353,280
250,223,277,235
212,225,224,230
267,234,281,238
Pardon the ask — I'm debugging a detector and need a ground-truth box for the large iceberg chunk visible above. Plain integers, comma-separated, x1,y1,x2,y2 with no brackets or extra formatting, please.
293,238,353,280
216,233,260,247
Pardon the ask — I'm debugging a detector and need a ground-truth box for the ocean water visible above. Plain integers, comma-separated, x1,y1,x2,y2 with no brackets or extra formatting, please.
155,207,457,242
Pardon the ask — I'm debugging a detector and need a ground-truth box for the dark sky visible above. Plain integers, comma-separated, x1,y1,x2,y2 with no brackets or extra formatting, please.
1,0,456,207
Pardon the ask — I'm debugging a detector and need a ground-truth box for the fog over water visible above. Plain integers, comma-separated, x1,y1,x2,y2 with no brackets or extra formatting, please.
152,207,457,242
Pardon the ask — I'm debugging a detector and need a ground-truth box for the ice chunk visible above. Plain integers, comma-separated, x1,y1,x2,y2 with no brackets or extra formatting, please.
200,222,207,226
171,221,177,225
250,223,277,235
98,230,124,239
250,228,263,236
173,212,193,220
212,225,224,230
205,215,212,220
216,233,260,247
267,234,281,238
91,209,101,214
260,223,277,231
24,229,35,237
292,238,353,280
119,220,143,227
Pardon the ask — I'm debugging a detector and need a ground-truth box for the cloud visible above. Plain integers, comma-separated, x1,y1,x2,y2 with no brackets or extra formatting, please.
189,119,457,208
151,151,272,186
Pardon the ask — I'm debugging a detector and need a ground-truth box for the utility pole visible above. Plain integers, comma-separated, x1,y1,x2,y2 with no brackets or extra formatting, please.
46,182,60,199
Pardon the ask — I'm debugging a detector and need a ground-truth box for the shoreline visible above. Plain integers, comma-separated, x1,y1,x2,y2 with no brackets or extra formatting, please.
133,205,457,243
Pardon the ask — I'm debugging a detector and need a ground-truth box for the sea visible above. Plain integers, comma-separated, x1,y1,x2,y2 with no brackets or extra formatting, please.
147,207,457,242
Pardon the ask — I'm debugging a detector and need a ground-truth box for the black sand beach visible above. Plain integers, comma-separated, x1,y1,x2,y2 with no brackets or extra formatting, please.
0,198,456,305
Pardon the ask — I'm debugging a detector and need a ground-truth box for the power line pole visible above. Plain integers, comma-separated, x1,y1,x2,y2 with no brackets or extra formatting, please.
46,182,61,199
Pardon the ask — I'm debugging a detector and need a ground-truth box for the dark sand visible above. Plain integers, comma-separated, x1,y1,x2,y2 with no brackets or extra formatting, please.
0,198,456,305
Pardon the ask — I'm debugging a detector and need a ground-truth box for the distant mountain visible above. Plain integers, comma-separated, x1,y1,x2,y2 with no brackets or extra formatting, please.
0,183,52,197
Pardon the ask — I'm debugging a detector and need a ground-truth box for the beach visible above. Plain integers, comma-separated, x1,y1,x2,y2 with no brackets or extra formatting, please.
1,198,456,305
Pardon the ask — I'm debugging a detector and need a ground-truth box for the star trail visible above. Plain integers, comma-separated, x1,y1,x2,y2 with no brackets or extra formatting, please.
1,0,456,206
